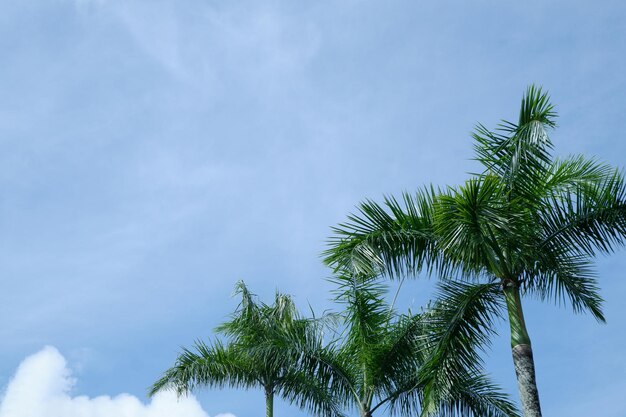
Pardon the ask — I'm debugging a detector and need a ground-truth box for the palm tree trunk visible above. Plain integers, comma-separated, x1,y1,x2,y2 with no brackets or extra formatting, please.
265,386,274,417
503,281,542,417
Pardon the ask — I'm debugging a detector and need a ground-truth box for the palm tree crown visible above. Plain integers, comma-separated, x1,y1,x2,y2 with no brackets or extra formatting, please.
149,281,339,417
280,275,520,417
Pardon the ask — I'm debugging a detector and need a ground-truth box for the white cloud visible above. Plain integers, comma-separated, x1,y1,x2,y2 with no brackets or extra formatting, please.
0,347,233,417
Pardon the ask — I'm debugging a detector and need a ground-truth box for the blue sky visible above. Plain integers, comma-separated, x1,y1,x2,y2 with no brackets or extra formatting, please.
1,1,626,416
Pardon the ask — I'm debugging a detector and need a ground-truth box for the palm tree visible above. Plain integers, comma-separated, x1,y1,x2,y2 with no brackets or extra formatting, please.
149,281,340,417
274,274,520,417
323,86,626,417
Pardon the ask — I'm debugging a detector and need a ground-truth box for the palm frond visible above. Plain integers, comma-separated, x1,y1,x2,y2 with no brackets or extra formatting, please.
535,155,614,199
384,368,519,417
523,249,605,322
331,274,392,394
473,85,557,203
537,168,626,256
434,176,511,278
372,312,428,395
324,188,443,279
421,282,503,381
148,340,259,397
215,280,262,339
252,312,359,412
424,372,521,417
516,85,557,129
379,282,509,417
279,362,348,417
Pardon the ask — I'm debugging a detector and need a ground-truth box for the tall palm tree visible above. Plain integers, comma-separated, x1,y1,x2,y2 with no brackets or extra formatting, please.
323,86,626,417
149,281,340,417
272,274,520,417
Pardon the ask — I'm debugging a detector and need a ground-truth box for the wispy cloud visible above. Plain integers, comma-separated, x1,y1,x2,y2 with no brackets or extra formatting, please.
107,0,320,86
0,347,234,417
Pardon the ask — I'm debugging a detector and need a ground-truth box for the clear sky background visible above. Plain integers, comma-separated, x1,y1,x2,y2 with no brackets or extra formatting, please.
1,1,626,416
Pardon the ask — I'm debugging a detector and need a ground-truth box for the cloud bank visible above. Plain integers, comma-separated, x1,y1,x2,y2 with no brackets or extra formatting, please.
0,347,234,417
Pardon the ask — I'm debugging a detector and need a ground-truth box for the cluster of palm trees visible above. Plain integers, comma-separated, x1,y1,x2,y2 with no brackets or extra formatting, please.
150,86,626,417
150,278,519,417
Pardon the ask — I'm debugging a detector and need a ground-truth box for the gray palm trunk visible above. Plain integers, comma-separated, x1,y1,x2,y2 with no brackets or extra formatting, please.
265,385,274,417
503,280,542,417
